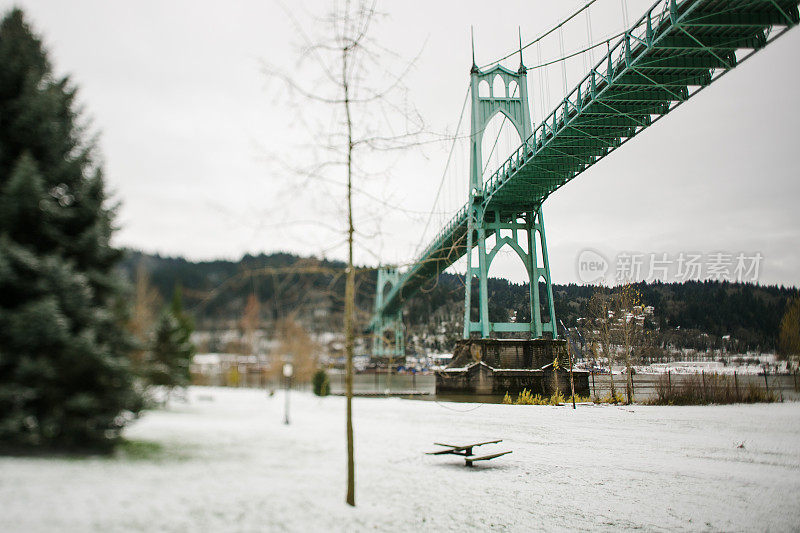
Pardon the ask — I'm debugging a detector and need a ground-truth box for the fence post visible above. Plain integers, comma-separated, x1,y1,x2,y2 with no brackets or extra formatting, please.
794,368,798,392
763,366,770,396
591,370,596,400
668,370,672,394
734,371,740,402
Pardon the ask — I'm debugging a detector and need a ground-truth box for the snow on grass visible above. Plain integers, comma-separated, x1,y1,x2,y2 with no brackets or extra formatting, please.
1,386,800,531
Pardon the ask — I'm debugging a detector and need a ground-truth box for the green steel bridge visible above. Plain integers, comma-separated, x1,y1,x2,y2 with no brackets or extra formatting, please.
370,0,799,356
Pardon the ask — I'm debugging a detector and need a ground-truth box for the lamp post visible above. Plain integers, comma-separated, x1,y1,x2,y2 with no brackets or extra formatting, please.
283,362,293,425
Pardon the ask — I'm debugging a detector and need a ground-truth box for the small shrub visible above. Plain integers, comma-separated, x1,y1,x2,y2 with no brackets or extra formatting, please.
504,389,576,406
548,389,565,406
515,389,536,405
566,394,591,404
595,392,625,404
312,369,330,397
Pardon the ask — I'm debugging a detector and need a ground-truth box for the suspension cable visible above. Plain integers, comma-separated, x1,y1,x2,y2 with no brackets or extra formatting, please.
414,84,470,257
529,30,627,72
479,0,604,68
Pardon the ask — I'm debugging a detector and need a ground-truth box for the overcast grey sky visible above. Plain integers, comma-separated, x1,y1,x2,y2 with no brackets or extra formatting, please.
5,0,799,286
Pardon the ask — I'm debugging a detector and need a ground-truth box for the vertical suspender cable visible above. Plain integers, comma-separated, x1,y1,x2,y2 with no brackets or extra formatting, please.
621,0,630,29
542,42,551,117
559,26,568,98
537,42,547,121
586,4,595,66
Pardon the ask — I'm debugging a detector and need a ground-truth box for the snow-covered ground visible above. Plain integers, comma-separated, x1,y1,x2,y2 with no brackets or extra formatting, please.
2,387,800,532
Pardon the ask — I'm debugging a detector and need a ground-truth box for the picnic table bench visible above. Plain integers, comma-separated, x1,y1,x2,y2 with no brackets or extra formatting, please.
426,439,512,467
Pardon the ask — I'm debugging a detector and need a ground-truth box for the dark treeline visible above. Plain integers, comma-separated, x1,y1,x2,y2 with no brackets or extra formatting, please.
121,251,376,332
120,251,798,352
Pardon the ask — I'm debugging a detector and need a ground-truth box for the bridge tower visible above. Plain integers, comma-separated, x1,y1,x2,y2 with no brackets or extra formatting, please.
464,41,557,339
373,267,405,359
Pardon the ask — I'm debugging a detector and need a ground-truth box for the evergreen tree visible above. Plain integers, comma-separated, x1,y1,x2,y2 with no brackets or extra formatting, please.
312,369,330,397
0,9,142,451
147,288,195,394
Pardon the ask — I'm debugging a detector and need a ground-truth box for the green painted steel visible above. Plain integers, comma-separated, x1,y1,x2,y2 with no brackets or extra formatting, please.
463,53,558,339
372,268,404,357
462,206,557,338
370,0,799,339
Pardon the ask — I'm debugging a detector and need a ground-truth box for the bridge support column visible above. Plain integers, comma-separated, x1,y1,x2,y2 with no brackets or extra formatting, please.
394,315,405,358
529,206,557,338
463,205,557,340
372,311,404,358
373,268,405,360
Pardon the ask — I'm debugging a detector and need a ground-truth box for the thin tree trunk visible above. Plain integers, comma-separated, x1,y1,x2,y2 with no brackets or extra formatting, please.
607,345,616,401
343,46,356,508
567,340,576,409
625,353,633,405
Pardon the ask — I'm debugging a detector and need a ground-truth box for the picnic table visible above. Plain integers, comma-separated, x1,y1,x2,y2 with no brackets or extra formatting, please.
426,439,512,467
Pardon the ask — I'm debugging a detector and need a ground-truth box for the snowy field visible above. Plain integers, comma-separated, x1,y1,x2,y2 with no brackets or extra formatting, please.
2,388,800,532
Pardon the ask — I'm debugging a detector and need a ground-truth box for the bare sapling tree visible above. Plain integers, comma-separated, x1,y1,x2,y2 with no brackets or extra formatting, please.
588,288,617,401
614,284,644,405
263,0,430,507
240,293,261,355
273,315,320,384
128,262,163,373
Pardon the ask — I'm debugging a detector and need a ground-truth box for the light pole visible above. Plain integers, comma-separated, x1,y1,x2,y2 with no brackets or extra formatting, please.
283,362,293,425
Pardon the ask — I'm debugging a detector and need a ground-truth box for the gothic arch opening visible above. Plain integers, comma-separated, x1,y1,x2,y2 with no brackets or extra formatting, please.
507,79,519,98
492,74,506,97
486,233,532,327
480,111,522,183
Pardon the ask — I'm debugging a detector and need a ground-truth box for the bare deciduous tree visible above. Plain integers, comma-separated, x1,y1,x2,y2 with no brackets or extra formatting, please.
129,262,163,372
778,297,800,366
240,293,261,355
614,284,644,405
273,317,319,384
263,0,429,507
587,288,616,400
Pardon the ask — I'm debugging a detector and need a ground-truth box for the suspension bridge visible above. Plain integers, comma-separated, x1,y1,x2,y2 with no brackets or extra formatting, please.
370,0,799,357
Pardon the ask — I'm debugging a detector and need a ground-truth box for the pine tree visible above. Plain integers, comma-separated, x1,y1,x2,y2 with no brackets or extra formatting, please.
0,9,142,452
147,288,195,395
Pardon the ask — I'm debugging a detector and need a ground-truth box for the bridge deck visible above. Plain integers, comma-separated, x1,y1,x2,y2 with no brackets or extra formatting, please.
372,0,798,327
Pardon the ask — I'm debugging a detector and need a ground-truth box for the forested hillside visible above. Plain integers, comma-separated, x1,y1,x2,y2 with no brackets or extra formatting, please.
120,251,798,352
